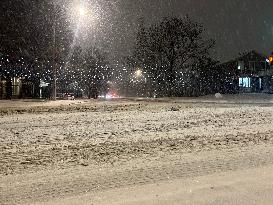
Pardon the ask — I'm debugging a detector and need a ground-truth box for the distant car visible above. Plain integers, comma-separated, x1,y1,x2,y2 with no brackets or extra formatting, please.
106,92,119,99
63,93,75,100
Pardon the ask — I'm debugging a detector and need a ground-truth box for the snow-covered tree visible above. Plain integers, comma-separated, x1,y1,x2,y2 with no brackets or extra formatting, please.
0,0,72,97
61,46,110,98
131,16,215,97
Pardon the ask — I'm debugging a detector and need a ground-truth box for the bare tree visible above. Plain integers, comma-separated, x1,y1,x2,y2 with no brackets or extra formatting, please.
131,16,215,97
0,0,72,98
62,46,110,98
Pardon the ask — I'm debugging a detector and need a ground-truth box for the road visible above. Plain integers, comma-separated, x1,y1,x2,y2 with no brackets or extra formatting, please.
0,97,273,204
1,143,273,205
36,165,273,205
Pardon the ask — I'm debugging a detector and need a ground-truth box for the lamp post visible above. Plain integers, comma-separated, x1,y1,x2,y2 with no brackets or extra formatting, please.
52,18,57,100
52,5,88,101
134,68,147,97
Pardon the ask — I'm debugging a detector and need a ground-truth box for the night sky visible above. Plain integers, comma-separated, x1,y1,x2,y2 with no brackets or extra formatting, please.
74,0,273,63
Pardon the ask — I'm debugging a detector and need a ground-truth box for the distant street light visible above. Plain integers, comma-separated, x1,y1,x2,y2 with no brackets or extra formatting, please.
135,69,142,77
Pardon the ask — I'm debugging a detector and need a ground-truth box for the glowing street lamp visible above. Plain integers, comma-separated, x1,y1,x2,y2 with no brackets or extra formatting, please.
135,69,142,77
78,6,88,17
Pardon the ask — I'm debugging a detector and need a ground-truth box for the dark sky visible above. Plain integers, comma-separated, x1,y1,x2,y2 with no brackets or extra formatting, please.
75,0,273,62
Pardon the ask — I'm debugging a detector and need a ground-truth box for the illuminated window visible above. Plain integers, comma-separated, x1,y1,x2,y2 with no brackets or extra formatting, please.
238,61,244,70
239,77,251,88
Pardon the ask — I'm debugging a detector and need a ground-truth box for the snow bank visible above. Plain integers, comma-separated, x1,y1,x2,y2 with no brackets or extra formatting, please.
215,93,223,99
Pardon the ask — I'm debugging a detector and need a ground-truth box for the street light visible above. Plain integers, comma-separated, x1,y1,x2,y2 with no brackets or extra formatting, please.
52,4,88,101
135,69,142,77
78,6,87,17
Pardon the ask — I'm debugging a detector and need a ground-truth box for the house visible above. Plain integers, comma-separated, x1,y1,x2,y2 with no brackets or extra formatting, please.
216,50,273,93
0,76,35,99
0,52,52,99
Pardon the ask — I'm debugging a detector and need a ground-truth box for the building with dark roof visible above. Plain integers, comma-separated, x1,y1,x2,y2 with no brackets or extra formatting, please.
216,50,273,93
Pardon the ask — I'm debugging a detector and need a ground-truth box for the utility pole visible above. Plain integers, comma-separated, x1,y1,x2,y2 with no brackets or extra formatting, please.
52,13,57,101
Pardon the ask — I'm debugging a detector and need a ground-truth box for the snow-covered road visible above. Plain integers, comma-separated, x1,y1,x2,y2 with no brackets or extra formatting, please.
1,96,273,204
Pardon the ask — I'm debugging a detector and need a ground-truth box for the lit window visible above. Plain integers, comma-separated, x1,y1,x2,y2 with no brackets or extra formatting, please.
238,61,244,70
239,77,251,88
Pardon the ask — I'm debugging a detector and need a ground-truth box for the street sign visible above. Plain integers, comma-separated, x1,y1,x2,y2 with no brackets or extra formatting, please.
40,81,49,87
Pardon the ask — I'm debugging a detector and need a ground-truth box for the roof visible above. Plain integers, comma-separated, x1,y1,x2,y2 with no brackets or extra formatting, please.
216,50,267,68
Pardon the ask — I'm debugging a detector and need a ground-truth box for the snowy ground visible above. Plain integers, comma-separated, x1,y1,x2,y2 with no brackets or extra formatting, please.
1,94,273,204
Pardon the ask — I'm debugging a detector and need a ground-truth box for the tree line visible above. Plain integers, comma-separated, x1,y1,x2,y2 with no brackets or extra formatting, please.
1,0,225,98
0,0,109,98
